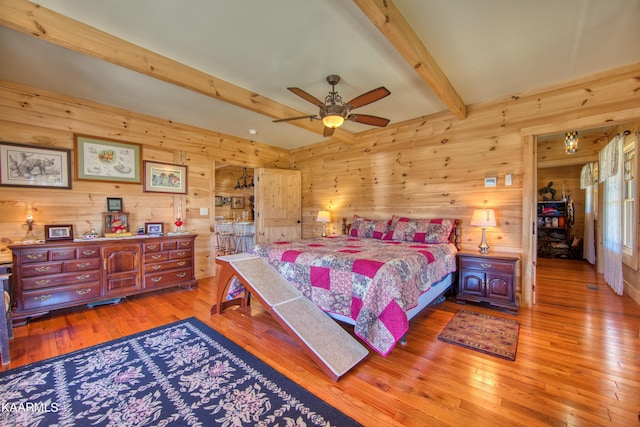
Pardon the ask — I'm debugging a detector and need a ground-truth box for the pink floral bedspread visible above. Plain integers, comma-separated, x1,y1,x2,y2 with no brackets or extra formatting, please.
249,236,457,356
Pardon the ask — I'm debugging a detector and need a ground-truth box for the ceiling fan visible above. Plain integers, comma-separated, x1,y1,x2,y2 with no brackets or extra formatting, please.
273,75,391,137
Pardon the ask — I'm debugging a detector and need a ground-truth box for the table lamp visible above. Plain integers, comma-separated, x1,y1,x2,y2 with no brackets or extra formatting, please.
316,210,331,237
470,208,496,254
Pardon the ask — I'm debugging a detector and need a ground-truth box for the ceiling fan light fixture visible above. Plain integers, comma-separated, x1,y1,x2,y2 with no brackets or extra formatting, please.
322,114,345,129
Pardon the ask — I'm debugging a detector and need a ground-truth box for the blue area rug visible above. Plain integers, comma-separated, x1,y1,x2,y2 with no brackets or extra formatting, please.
0,317,361,426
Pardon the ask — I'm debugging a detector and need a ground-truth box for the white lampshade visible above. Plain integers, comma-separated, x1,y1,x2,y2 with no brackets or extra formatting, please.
316,210,331,223
322,114,344,129
470,208,496,228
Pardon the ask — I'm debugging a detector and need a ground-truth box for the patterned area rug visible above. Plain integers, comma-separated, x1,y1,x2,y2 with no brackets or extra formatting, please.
0,317,361,427
438,310,520,361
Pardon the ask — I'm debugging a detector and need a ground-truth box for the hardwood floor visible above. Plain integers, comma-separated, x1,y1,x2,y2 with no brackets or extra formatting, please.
2,258,639,426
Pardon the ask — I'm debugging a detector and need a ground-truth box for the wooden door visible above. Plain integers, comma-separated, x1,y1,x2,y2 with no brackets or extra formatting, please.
102,244,141,295
254,168,301,244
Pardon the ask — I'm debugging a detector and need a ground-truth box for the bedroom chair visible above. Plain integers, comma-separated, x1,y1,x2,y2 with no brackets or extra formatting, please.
215,221,236,255
234,222,254,253
0,271,12,365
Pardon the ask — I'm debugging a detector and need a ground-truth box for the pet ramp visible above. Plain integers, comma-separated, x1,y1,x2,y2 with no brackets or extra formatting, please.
211,253,368,381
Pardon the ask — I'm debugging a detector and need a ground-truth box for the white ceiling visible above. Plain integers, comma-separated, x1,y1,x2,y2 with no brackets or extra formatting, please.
1,0,639,150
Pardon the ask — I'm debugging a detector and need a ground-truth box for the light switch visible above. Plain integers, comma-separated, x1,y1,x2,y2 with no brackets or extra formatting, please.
505,174,512,186
200,207,208,215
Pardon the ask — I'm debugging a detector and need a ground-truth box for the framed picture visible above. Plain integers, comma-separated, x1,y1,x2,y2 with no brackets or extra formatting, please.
74,134,142,183
484,176,497,187
232,197,244,209
145,222,164,235
215,195,223,207
44,224,74,241
143,161,188,194
0,142,71,189
107,197,123,212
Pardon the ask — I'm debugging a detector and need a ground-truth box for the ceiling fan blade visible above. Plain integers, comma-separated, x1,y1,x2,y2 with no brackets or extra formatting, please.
346,87,390,109
323,126,335,137
347,114,390,127
287,87,325,107
272,115,318,123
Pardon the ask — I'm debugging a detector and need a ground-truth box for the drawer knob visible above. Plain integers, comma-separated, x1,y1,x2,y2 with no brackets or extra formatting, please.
480,263,492,269
34,294,52,302
152,265,161,270
151,277,162,283
177,261,186,266
148,244,158,249
152,255,162,260
82,250,96,256
35,279,50,286
76,288,92,295
180,242,189,247
177,272,186,278
176,251,186,256
35,266,51,273
75,262,90,268
76,274,90,280
27,254,44,260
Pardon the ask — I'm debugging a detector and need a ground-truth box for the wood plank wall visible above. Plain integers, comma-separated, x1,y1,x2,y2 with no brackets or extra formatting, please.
290,62,640,305
0,80,290,278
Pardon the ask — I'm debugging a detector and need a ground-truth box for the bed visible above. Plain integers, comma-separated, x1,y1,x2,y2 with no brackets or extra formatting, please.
230,215,460,357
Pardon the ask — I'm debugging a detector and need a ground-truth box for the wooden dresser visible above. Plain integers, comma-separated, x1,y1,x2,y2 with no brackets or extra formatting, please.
8,234,197,325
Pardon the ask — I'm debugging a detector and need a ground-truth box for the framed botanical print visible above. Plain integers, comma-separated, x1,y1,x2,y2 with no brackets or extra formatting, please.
74,134,142,183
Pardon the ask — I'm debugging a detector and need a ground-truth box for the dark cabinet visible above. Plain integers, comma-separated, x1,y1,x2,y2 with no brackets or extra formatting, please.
456,251,518,312
537,200,571,258
9,235,197,325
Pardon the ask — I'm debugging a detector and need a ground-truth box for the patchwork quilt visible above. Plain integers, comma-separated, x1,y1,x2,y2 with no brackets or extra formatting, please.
249,236,457,357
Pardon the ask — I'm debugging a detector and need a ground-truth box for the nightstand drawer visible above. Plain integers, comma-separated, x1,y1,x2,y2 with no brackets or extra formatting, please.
459,257,514,275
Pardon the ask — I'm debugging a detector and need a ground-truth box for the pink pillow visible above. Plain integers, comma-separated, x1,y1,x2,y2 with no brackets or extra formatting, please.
349,215,391,239
383,216,455,243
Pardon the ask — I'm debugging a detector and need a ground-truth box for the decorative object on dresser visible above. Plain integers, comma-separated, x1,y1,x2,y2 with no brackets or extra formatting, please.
44,224,74,242
316,210,331,237
144,222,164,236
23,211,37,243
470,207,497,254
102,211,131,237
0,142,72,189
456,251,519,313
8,235,197,325
74,134,142,184
142,160,188,194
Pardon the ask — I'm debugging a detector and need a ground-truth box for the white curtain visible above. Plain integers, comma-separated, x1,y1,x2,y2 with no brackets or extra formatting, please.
600,136,624,295
581,163,597,264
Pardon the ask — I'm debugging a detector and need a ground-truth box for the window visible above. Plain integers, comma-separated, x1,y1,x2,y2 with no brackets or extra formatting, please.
622,136,637,268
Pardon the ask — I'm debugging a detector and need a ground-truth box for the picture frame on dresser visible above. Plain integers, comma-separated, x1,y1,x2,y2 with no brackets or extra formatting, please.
74,134,142,184
145,222,164,235
44,224,74,241
143,160,188,194
0,142,72,189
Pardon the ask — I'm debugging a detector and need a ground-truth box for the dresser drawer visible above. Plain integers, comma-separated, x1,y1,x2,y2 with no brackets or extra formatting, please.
170,249,192,260
78,247,100,259
459,257,514,275
144,268,192,288
22,262,63,278
144,259,192,273
22,283,101,310
66,258,100,272
23,270,100,290
21,249,49,263
50,248,75,260
144,252,169,263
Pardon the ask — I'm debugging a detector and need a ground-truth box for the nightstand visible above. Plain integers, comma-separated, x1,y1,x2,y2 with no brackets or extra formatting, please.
456,251,519,313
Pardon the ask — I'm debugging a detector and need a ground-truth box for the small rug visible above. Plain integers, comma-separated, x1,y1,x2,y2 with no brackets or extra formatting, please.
438,310,520,361
0,317,361,427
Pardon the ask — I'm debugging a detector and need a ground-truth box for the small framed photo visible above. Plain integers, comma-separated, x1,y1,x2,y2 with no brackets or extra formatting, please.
143,161,188,194
107,197,123,212
484,176,497,187
45,224,74,241
232,197,244,209
145,222,164,235
215,195,223,207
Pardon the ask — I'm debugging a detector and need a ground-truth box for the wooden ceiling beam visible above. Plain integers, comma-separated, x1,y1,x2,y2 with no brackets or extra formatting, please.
0,0,355,144
354,0,467,120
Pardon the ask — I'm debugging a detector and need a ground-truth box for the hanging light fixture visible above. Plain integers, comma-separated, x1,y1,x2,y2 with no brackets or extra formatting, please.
234,167,254,189
565,131,578,154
